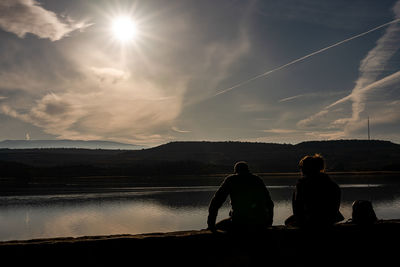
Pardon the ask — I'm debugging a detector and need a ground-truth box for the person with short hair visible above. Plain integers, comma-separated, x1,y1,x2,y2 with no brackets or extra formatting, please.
285,154,344,227
207,161,274,232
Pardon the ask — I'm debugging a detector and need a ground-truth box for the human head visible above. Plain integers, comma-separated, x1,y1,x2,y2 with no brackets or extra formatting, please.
234,161,249,174
298,154,325,175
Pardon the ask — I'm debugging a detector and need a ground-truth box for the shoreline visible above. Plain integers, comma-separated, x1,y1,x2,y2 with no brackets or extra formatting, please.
1,171,398,197
1,220,399,266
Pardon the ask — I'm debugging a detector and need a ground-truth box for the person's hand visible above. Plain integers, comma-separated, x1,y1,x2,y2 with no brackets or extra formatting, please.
207,214,217,233
207,224,217,233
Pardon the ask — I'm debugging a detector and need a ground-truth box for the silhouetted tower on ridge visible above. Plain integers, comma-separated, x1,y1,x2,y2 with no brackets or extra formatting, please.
368,116,370,141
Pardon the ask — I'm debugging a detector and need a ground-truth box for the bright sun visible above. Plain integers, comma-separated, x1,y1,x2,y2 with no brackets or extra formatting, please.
112,16,137,42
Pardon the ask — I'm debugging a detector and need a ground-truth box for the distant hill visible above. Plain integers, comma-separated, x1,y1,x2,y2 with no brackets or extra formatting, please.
0,140,145,150
0,140,399,178
119,140,400,173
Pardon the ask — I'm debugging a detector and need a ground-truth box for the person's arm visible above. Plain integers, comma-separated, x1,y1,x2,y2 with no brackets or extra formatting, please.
333,183,344,221
335,184,341,211
207,178,230,231
266,191,274,226
261,181,274,225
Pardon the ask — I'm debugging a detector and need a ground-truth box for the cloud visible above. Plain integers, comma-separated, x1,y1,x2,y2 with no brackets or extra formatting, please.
240,103,265,112
185,29,250,104
171,126,191,133
298,0,400,137
0,0,252,146
348,3,400,121
326,70,400,112
305,131,345,140
0,0,91,41
280,91,348,103
205,30,250,89
1,91,182,145
90,67,130,84
298,69,400,137
297,110,330,128
262,128,299,134
215,16,400,96
278,94,307,103
0,58,187,145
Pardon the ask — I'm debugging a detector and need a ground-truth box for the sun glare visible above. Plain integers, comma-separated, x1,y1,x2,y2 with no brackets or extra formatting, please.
112,16,137,42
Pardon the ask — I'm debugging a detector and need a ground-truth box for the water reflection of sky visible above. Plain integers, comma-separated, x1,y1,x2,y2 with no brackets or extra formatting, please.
0,183,399,242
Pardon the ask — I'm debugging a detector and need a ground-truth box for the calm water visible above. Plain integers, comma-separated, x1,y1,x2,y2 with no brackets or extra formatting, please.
0,177,399,241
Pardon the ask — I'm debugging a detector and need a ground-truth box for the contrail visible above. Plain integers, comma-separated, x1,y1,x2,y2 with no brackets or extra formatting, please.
215,18,400,96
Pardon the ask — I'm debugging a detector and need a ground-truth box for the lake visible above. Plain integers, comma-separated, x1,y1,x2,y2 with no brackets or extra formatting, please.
0,174,399,241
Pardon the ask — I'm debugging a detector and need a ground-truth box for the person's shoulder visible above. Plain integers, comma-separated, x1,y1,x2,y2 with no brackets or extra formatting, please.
225,174,239,179
320,173,336,183
253,173,266,183
248,173,261,179
320,173,340,188
223,174,238,183
245,173,263,183
296,178,304,188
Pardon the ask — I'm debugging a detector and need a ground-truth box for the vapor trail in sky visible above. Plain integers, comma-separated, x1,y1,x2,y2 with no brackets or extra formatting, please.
215,18,400,96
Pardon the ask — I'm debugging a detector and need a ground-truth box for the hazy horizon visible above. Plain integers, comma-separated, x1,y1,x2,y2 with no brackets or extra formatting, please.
0,138,399,150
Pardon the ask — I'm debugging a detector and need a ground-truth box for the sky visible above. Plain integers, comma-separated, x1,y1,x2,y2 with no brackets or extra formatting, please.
0,0,399,146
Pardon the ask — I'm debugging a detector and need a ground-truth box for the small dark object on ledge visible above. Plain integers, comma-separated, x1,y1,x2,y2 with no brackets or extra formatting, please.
349,200,378,225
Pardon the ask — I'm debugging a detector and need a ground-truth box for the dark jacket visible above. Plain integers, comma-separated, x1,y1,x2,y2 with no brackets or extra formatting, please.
292,172,343,226
208,173,274,228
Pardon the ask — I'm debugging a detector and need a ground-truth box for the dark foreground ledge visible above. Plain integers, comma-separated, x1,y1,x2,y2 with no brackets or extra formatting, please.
1,220,399,267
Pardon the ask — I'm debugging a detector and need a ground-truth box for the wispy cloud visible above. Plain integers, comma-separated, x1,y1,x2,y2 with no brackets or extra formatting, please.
90,67,130,84
214,17,400,96
298,70,400,133
327,70,400,110
240,103,265,112
171,126,191,133
0,1,253,146
298,1,400,136
297,110,330,128
0,0,91,41
278,94,307,103
1,1,398,145
0,74,186,145
263,128,299,134
348,1,400,122
305,131,345,140
279,91,348,103
185,28,250,105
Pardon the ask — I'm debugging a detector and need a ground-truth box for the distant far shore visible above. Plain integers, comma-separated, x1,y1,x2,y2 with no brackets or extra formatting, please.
259,170,400,176
0,171,398,197
1,140,400,177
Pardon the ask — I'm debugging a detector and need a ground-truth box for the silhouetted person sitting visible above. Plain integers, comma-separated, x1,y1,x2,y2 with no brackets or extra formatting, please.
207,161,274,233
285,154,344,227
